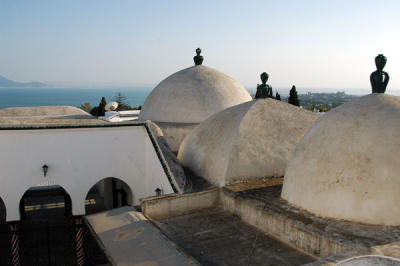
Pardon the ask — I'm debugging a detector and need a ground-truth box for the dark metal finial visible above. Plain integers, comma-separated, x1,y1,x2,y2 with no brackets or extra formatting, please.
255,72,273,99
370,54,389,93
193,48,203,66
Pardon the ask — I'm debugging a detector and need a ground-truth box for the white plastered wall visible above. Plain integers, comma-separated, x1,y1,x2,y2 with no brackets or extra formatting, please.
0,125,175,221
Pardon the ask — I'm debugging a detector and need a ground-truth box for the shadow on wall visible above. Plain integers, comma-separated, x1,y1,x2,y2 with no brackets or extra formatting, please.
85,177,133,215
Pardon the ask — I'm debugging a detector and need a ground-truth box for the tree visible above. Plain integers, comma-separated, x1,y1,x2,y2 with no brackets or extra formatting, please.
79,102,92,112
113,92,131,110
288,86,300,106
275,92,281,101
98,97,107,116
90,97,107,117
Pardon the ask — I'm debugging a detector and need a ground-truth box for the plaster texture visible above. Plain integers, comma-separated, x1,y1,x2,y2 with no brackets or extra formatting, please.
281,94,400,226
0,124,177,221
153,207,314,266
178,99,319,187
220,185,400,259
139,65,252,123
153,121,199,152
0,106,101,125
335,255,400,265
85,206,199,265
0,105,90,117
142,189,219,220
147,121,187,191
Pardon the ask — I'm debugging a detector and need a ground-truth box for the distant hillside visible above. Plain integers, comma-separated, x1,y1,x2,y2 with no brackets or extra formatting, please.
0,75,47,88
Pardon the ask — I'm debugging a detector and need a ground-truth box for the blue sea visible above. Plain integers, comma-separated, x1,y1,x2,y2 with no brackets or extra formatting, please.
1,87,398,110
0,88,152,109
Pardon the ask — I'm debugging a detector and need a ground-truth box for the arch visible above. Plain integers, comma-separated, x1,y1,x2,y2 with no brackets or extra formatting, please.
19,185,73,220
0,196,6,223
85,177,133,215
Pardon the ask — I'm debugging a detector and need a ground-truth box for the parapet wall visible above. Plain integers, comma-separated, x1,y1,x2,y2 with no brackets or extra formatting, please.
141,184,400,264
219,188,355,258
141,189,219,220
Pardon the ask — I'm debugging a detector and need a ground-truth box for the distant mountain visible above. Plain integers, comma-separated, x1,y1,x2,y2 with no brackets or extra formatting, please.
0,75,47,88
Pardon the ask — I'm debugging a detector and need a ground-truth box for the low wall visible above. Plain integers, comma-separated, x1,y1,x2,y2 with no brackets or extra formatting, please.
141,187,389,260
141,189,219,220
219,188,361,258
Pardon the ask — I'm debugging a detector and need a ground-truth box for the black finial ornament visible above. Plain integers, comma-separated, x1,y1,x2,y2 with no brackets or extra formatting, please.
255,72,273,99
193,48,203,66
370,54,389,93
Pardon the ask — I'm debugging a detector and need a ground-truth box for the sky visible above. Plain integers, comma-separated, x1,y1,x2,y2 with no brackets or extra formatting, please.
0,0,399,92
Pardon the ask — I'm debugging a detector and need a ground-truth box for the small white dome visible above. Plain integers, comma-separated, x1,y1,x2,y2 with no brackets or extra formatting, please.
178,99,319,187
105,101,118,111
139,65,252,123
281,94,400,225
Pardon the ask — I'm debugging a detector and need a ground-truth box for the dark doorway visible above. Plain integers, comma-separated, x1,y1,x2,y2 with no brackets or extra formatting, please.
85,177,132,215
14,185,109,266
19,186,75,265
0,197,10,266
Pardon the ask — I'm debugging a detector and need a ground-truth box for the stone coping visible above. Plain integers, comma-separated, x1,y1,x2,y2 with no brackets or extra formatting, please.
222,185,400,257
151,121,200,127
0,120,145,130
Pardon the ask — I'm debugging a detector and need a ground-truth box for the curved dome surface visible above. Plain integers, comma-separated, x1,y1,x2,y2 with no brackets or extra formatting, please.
281,94,400,225
139,65,252,123
178,99,319,187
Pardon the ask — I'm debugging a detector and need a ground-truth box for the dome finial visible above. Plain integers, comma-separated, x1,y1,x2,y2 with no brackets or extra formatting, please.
193,48,203,66
370,54,389,93
255,72,273,99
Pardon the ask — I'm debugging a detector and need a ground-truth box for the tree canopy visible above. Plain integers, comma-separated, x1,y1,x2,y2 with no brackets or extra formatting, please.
288,86,300,106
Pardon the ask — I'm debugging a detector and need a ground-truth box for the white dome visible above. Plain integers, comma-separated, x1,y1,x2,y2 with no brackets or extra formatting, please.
105,101,118,111
178,99,319,187
139,65,252,123
281,94,400,225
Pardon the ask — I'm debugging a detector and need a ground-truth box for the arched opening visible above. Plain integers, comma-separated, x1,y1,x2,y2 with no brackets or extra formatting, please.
18,185,74,265
19,185,72,221
14,185,110,265
85,177,133,215
0,197,8,266
0,196,5,223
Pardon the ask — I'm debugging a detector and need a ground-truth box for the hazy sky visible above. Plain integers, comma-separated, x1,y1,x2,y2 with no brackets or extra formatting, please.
0,0,399,91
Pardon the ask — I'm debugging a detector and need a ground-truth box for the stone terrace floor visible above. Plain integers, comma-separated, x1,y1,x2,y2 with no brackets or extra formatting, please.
153,207,315,266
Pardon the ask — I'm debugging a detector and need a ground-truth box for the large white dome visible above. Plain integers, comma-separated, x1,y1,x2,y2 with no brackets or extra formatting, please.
178,99,319,187
281,94,400,225
139,65,252,123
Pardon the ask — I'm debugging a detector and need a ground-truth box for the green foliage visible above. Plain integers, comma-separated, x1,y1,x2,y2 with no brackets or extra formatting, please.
90,106,99,116
113,92,141,110
90,97,106,117
306,104,331,113
98,97,107,116
79,102,92,112
288,86,300,106
113,92,128,110
275,92,281,101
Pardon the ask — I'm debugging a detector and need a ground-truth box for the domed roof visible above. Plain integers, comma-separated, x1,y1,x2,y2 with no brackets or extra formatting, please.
0,106,90,117
178,99,319,187
139,64,252,123
281,94,400,225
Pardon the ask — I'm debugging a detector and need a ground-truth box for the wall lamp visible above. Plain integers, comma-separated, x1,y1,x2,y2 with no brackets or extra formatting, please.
42,164,49,177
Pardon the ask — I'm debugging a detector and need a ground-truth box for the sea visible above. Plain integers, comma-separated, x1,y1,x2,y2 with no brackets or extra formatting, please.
0,87,398,110
0,88,152,109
